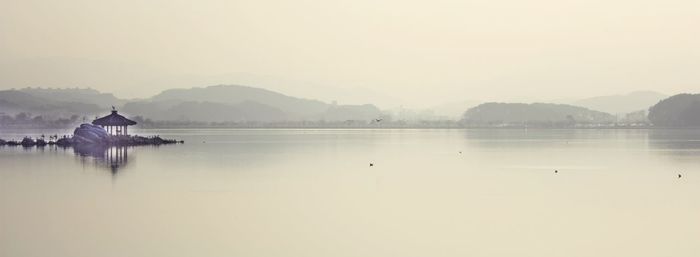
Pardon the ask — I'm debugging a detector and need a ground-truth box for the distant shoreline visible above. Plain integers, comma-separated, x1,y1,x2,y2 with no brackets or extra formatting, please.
4,125,697,130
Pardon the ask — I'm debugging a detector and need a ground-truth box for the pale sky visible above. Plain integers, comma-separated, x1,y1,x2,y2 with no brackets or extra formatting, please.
0,0,698,107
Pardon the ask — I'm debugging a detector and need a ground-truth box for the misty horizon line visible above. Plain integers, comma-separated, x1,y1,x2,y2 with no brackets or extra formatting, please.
2,84,672,108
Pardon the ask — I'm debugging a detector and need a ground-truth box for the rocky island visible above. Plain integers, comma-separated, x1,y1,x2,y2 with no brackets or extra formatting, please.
0,109,183,148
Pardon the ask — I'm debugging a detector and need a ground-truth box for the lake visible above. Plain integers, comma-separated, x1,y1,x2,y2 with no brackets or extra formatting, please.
1,128,700,257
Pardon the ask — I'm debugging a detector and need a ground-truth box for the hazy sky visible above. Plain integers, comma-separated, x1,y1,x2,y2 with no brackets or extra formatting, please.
1,0,698,107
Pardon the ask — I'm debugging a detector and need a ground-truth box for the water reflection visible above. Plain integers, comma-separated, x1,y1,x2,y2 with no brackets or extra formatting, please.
646,129,700,165
647,129,700,150
4,129,700,257
461,128,620,149
73,145,130,174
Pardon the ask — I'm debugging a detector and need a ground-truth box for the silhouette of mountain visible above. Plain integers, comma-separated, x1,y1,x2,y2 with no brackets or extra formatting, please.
0,85,384,123
18,87,123,108
0,89,102,116
123,101,288,122
121,85,384,122
573,91,667,114
151,85,329,117
463,102,615,126
8,85,665,126
648,93,700,127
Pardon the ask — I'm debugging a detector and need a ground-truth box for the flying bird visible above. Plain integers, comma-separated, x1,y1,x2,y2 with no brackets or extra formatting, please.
369,163,374,167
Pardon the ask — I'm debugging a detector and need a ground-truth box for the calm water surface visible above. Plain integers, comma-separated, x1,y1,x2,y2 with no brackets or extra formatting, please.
1,129,700,257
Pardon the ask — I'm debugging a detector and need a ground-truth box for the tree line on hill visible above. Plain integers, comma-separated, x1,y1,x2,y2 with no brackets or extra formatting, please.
648,93,700,127
460,102,618,128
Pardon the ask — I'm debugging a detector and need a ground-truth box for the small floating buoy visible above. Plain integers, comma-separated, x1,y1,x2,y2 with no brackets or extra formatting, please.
369,163,374,167
459,151,462,154
678,174,682,178
555,170,558,174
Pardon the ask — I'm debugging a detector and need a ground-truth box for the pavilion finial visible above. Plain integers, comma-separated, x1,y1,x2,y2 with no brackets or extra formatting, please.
112,106,116,111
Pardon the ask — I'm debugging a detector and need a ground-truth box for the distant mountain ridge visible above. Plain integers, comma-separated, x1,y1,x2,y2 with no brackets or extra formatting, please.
463,102,616,126
0,86,681,126
155,101,288,122
18,87,123,108
573,91,667,114
150,85,329,117
124,85,383,122
0,85,385,123
0,89,102,117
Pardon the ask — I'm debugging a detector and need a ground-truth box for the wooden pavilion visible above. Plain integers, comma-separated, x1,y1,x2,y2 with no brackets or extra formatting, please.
92,108,137,136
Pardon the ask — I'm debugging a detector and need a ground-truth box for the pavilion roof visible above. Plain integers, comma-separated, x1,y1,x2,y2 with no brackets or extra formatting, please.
92,110,137,126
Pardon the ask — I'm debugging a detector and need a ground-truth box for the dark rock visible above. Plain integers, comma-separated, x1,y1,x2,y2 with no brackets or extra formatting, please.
109,135,180,146
21,137,36,147
56,137,73,147
36,138,47,147
0,139,6,145
73,123,109,145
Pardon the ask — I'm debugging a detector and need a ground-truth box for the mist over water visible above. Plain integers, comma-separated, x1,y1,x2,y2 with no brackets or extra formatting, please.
2,129,699,257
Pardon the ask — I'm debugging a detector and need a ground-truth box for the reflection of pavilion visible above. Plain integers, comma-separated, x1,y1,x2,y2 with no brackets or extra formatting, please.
105,146,128,173
73,145,130,174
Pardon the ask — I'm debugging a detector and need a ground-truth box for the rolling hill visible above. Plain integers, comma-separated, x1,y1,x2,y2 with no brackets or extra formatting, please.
463,102,616,126
573,91,667,114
